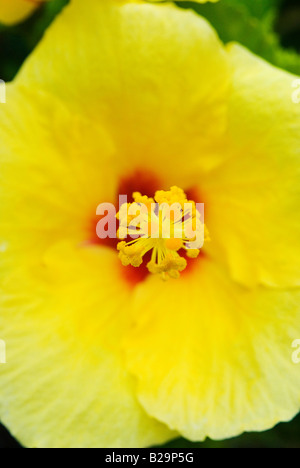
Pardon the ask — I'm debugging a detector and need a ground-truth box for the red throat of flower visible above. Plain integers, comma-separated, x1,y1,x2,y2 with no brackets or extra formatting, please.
92,171,209,285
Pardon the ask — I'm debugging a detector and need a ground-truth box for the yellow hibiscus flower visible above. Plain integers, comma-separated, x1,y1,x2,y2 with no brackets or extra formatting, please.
0,0,300,449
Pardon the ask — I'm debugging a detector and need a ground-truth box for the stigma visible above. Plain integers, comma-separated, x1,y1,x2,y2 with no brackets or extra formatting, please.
116,186,209,280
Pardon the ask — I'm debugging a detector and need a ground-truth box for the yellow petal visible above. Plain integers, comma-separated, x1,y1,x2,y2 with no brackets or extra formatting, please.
0,0,41,25
16,0,231,182
0,84,116,272
124,257,300,440
0,87,174,446
0,241,174,448
200,44,300,288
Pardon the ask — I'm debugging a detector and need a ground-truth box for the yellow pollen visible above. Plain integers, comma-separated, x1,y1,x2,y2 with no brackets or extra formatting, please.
116,186,209,280
165,237,183,251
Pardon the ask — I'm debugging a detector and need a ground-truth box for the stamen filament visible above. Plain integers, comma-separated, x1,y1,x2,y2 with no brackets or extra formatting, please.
116,186,209,280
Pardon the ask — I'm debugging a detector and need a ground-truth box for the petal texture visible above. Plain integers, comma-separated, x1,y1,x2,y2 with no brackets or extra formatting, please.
125,258,300,440
0,242,174,448
201,44,300,288
16,0,231,182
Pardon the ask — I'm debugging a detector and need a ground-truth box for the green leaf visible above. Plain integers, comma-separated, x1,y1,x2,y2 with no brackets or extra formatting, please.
0,0,69,81
179,0,300,75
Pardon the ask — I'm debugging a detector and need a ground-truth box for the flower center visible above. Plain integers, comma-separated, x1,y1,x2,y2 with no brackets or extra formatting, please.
116,186,209,280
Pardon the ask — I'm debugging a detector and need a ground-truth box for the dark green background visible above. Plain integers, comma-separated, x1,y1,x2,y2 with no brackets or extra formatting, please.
0,0,299,449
